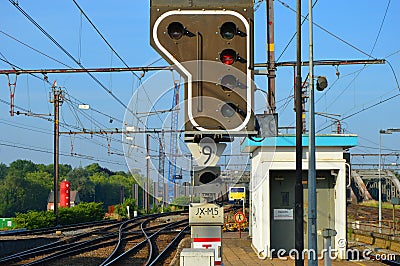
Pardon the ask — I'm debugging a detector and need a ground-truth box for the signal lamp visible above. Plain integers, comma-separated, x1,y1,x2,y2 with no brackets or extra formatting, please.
199,171,218,184
220,49,237,65
220,75,237,91
316,76,328,91
167,22,185,40
193,166,221,186
221,103,237,118
220,22,237,40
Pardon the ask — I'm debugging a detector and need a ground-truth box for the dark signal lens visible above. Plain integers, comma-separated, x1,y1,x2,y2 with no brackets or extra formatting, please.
221,103,236,117
220,75,236,91
199,172,217,184
220,22,237,40
167,22,185,40
220,49,237,65
316,76,328,91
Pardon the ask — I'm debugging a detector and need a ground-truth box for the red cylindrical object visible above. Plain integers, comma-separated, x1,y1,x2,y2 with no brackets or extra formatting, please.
60,180,71,208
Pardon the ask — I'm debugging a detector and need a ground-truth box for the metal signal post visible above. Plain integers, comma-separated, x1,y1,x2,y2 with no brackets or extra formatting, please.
295,0,304,264
50,82,64,225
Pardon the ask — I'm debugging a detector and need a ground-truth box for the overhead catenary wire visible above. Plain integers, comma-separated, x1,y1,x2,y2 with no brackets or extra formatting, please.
1,3,237,173
0,96,143,156
0,140,127,166
0,30,74,69
71,1,185,148
71,0,168,134
273,1,398,133
0,118,52,135
8,0,139,120
61,95,163,154
0,80,162,158
71,0,141,80
319,1,395,113
64,91,124,124
0,96,122,156
316,93,400,133
276,0,376,59
276,0,319,62
0,56,162,149
316,51,400,114
369,0,391,56
4,1,396,172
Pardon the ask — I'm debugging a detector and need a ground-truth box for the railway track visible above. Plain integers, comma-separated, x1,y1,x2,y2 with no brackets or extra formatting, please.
347,203,400,223
0,212,189,266
347,204,400,265
0,218,121,237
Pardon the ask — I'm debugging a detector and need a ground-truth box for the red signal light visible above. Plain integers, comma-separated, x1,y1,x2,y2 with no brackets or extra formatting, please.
220,49,237,65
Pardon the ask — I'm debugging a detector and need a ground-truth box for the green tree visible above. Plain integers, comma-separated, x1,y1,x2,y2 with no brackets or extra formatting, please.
0,160,141,216
86,163,113,176
67,167,94,202
14,203,106,229
14,210,55,229
85,163,102,176
9,159,37,176
0,163,7,179
115,198,138,218
59,202,105,224
171,196,191,206
43,164,73,178
25,171,53,211
25,171,53,191
0,173,27,216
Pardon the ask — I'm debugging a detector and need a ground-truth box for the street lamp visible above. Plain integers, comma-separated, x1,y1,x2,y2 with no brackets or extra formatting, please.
379,128,400,230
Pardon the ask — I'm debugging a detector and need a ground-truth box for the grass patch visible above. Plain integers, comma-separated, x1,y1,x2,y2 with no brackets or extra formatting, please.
360,200,400,209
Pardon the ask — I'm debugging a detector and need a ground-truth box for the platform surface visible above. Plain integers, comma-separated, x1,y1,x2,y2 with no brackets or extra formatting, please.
222,232,384,266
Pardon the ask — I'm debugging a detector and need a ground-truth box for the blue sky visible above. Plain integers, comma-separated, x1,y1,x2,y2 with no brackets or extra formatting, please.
0,0,399,173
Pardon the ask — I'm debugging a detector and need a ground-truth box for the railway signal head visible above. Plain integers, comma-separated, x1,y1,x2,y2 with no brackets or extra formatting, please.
150,0,255,136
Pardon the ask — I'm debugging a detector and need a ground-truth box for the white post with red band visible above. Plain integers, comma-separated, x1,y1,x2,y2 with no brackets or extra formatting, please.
189,203,224,265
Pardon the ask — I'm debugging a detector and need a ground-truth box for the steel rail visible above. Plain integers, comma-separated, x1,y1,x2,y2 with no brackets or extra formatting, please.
103,219,188,265
18,216,184,265
100,211,185,265
0,221,124,263
147,224,190,266
1,212,184,264
98,219,132,266
0,218,121,236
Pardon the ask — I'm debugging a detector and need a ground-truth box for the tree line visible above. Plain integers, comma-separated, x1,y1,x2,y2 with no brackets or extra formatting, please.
0,160,142,217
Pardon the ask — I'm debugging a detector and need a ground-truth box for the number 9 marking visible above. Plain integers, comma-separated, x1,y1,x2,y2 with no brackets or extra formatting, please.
202,145,213,165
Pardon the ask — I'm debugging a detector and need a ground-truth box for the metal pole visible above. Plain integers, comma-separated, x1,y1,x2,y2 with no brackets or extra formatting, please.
308,0,317,264
53,87,60,225
323,233,333,266
267,0,276,113
243,196,245,218
379,131,382,231
249,182,252,238
321,229,336,266
146,134,151,213
295,0,304,264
